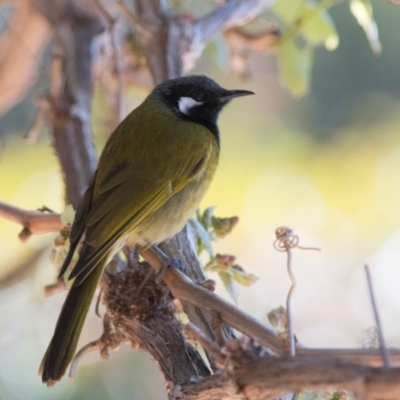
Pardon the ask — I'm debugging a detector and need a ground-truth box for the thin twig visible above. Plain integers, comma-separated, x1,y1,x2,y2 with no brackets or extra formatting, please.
95,287,103,317
116,0,146,32
184,323,225,365
364,264,391,368
286,247,296,356
274,226,320,357
210,310,226,347
44,278,67,297
68,340,100,381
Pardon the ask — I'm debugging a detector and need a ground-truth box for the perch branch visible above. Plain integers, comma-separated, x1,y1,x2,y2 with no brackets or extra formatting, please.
3,204,400,366
180,356,400,400
140,247,284,354
184,323,225,365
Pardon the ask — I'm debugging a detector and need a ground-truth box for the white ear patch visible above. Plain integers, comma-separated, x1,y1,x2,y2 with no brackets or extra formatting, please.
178,96,203,115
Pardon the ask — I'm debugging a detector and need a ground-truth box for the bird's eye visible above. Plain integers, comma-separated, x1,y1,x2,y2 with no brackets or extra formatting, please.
193,91,205,102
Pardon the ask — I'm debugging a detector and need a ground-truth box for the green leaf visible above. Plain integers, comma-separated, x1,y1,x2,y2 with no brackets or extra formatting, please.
272,0,306,23
205,33,229,70
231,267,258,286
350,0,381,54
201,206,215,229
204,257,219,272
300,6,339,50
219,271,239,303
188,217,214,257
278,38,313,97
61,204,75,226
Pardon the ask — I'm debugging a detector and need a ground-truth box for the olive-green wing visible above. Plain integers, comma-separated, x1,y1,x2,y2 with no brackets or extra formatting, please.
57,173,97,279
68,153,210,284
68,174,174,285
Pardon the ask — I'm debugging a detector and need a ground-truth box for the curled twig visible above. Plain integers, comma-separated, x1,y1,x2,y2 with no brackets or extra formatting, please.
274,226,320,357
68,340,101,381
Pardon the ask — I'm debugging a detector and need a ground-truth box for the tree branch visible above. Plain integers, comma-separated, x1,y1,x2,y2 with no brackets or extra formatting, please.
180,356,400,400
0,200,62,241
32,0,106,207
0,0,50,118
192,0,275,45
3,201,400,367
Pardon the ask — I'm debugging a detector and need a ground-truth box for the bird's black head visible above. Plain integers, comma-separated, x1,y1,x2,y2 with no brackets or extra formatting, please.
152,75,254,143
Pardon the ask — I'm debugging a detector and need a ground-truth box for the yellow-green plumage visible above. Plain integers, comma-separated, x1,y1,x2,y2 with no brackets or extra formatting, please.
40,75,252,385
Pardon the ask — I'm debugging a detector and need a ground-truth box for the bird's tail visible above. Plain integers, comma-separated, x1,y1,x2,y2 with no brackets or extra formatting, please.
39,262,105,386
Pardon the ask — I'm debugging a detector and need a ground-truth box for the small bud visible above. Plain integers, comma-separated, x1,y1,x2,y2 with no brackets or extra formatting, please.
267,306,288,332
212,216,239,238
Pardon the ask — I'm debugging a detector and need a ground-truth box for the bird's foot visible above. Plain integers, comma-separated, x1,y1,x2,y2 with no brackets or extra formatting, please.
151,245,186,283
137,246,185,294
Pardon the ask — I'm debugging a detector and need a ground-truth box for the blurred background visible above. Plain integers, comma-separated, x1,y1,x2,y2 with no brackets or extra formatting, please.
1,0,400,399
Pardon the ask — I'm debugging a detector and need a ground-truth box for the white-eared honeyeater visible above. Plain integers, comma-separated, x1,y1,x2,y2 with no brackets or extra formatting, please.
39,75,254,385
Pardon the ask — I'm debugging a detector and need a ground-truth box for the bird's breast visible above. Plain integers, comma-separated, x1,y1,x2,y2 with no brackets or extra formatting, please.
127,147,219,247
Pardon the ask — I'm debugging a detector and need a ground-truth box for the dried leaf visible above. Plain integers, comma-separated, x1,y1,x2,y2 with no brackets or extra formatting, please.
230,266,258,286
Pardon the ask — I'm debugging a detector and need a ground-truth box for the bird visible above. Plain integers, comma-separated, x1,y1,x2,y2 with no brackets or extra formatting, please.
39,75,254,385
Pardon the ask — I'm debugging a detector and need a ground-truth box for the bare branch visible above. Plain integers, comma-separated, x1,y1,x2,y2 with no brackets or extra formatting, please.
33,0,106,206
4,204,400,367
139,247,284,354
44,278,67,297
0,200,62,241
180,356,400,400
68,340,100,382
184,323,225,365
192,0,274,45
95,0,126,122
297,348,400,367
0,0,50,117
135,0,183,83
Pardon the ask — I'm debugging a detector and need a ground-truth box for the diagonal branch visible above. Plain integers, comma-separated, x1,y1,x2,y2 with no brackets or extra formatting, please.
192,0,275,45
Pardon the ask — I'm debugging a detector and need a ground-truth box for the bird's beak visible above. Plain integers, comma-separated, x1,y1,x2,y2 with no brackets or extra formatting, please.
217,89,255,103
